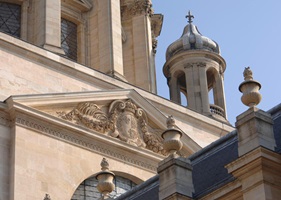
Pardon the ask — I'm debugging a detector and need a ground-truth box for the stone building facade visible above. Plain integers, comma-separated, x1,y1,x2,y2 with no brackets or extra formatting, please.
0,1,279,200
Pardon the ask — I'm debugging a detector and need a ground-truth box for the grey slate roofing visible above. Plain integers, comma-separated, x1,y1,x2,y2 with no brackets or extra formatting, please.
115,175,159,200
189,131,238,198
268,103,281,153
116,104,281,200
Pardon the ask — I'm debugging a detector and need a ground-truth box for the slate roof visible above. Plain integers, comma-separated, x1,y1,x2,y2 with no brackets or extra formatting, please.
268,103,281,153
115,175,159,200
117,104,281,200
189,130,238,198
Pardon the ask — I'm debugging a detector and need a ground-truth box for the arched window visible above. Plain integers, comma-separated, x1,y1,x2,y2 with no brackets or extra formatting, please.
61,18,78,61
0,2,21,37
71,175,136,200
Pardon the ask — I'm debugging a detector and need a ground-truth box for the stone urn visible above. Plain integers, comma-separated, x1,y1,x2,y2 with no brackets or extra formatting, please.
239,67,262,107
161,115,183,155
96,158,115,199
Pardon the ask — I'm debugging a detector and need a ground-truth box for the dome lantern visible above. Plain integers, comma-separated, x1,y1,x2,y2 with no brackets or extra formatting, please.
163,11,228,123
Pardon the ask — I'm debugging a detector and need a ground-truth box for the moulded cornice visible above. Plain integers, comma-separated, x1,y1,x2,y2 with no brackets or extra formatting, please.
163,50,226,78
226,147,281,177
6,89,167,129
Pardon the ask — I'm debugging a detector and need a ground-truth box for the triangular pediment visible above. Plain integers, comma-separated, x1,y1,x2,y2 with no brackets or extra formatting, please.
6,90,172,155
6,89,201,157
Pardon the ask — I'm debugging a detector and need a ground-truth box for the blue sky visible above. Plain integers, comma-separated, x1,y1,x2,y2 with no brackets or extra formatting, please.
152,1,281,125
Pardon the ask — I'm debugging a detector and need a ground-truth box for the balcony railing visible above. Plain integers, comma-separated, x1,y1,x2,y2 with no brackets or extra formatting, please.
210,104,225,118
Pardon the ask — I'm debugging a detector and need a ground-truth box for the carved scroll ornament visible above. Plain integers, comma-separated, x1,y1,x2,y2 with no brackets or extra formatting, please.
121,0,153,19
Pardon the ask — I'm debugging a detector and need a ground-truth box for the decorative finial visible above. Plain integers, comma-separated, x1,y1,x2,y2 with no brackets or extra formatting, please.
243,66,253,81
101,158,109,171
239,67,262,108
167,115,176,129
96,158,115,199
43,194,51,200
162,115,183,156
186,10,194,24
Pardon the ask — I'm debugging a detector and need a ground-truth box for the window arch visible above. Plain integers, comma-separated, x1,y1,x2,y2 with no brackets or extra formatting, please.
71,175,136,200
0,2,21,37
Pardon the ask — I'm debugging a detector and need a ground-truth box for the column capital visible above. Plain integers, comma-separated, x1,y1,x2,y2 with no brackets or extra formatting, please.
184,63,193,69
196,62,206,68
121,0,153,19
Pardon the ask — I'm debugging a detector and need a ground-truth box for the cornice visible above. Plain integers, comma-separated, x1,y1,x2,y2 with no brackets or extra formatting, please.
226,147,281,176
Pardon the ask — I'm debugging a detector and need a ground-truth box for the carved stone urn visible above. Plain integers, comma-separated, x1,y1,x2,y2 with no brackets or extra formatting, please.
96,158,115,199
239,67,262,107
161,115,183,155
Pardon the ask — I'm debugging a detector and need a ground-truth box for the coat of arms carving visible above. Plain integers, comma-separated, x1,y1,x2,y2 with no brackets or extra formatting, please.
57,99,167,155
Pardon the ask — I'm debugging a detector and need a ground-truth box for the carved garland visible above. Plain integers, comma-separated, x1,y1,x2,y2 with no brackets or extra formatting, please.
57,99,167,156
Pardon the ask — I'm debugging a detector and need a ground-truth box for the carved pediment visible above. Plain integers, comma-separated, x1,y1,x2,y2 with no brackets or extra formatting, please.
57,99,167,156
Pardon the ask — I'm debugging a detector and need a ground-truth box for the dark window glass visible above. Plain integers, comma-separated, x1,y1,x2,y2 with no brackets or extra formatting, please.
0,2,21,37
61,18,77,61
71,176,136,200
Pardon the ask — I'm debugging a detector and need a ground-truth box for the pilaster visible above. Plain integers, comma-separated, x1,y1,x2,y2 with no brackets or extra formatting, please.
98,0,125,80
121,0,157,92
40,0,65,54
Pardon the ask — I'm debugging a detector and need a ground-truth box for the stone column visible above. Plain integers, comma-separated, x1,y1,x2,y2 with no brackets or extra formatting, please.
198,62,210,115
169,74,181,104
184,63,196,110
97,0,124,80
213,73,227,117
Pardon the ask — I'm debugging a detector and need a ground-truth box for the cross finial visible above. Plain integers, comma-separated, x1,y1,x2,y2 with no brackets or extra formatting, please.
186,10,194,24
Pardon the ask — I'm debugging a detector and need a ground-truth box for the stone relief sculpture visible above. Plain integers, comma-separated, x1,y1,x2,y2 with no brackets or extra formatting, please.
121,0,153,19
108,99,146,147
57,102,110,133
57,99,167,155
